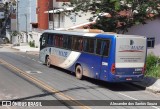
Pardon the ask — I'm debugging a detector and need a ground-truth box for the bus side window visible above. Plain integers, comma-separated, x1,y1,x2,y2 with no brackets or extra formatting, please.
63,35,67,49
47,34,53,46
67,36,72,50
83,38,95,53
54,35,63,48
96,39,102,55
83,38,89,52
52,34,55,46
54,35,59,47
78,38,83,51
41,33,48,47
72,36,77,50
101,40,110,56
72,36,78,50
89,39,96,53
59,35,63,48
72,36,83,51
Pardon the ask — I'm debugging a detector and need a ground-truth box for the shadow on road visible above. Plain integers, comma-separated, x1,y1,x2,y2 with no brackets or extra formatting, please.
49,65,146,92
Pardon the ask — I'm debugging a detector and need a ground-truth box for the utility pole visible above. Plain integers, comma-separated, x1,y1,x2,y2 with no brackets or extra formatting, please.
53,5,54,30
16,0,19,32
25,14,28,43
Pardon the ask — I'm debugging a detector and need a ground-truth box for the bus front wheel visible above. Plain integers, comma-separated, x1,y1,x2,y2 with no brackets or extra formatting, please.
46,56,51,68
75,65,83,80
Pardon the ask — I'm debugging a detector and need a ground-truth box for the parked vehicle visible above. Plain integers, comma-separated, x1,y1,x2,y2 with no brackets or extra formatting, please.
39,29,147,82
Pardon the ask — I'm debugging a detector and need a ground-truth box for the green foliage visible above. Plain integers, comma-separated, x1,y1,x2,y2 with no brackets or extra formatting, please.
146,54,159,71
11,31,20,36
146,66,160,78
3,37,9,43
29,40,35,47
146,53,160,78
66,0,160,33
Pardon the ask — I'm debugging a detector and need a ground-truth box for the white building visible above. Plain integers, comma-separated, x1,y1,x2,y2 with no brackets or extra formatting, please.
47,0,93,29
126,18,160,56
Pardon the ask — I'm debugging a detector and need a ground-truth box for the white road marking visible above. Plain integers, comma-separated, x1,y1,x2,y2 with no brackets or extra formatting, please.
32,59,36,61
20,53,42,64
119,93,138,100
26,71,42,74
38,61,42,63
119,93,160,109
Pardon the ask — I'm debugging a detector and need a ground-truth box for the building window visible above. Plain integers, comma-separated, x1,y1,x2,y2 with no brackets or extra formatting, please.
147,37,155,48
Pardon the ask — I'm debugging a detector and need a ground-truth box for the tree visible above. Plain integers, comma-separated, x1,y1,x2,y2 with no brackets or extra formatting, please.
65,0,160,33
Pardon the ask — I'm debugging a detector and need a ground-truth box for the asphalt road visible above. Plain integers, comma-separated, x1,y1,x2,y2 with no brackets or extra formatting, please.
0,45,160,109
0,47,72,109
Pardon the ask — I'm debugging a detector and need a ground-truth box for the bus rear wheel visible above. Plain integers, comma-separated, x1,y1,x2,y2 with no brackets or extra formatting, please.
46,56,51,68
75,65,83,80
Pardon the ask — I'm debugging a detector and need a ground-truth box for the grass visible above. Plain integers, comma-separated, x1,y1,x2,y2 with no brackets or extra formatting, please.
145,65,160,78
145,53,160,78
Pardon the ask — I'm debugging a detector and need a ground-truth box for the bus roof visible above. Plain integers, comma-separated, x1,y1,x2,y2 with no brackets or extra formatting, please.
42,29,146,38
43,30,100,37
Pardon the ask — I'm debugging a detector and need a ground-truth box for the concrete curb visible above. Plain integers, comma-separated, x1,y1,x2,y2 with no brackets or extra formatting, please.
3,44,39,55
26,51,39,56
11,46,19,51
133,77,160,93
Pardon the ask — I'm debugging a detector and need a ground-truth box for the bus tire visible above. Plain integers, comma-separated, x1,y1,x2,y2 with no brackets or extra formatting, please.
75,65,83,80
46,56,51,68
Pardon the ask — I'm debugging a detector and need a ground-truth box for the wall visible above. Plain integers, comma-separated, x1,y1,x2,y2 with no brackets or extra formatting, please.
64,11,93,28
53,0,69,8
126,18,160,56
18,0,37,32
29,31,42,47
30,0,37,24
51,0,93,29
10,18,16,30
37,0,49,30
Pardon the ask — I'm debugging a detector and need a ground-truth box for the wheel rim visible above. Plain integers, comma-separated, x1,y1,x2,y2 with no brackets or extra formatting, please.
77,68,81,75
76,66,83,79
47,57,50,67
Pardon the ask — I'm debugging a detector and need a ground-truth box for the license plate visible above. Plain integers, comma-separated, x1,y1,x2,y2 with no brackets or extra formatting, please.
126,78,132,80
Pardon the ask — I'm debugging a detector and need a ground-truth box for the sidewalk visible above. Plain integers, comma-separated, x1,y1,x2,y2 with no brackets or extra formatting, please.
133,77,160,93
11,45,39,55
12,45,39,52
3,44,160,94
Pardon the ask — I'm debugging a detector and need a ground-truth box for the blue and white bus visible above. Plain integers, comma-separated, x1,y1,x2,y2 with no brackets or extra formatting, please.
39,29,147,82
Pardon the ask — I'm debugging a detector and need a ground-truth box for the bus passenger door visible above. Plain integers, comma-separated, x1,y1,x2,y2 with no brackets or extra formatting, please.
99,40,110,81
